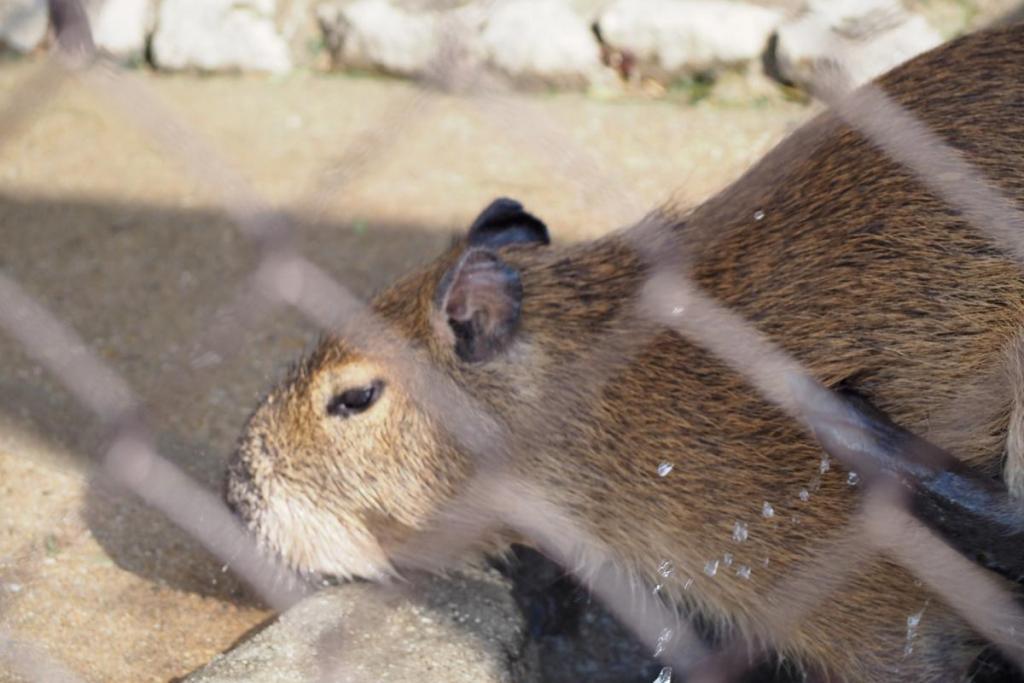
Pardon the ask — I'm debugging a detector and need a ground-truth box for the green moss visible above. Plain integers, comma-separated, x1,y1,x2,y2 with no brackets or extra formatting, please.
668,72,715,105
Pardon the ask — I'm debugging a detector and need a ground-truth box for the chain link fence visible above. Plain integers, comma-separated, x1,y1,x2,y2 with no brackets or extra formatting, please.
1,1,1023,681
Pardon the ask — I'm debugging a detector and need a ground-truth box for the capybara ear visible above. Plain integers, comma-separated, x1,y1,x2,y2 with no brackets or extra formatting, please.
467,197,549,249
435,248,524,363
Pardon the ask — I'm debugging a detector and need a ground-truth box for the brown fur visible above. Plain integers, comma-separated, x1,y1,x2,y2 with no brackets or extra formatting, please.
227,26,1024,681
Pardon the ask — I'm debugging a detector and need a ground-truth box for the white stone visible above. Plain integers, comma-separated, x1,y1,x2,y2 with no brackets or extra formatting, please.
596,0,783,77
90,0,156,61
320,0,607,87
317,0,444,77
480,0,605,87
772,0,943,90
0,0,47,54
152,0,292,74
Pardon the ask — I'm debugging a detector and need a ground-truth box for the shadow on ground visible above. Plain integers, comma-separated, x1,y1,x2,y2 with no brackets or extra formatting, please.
0,192,670,681
0,192,453,604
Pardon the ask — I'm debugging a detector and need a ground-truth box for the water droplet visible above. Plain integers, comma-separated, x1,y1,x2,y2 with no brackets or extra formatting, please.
653,583,663,596
732,521,749,542
658,560,674,578
847,471,860,486
671,305,685,316
220,564,229,573
904,609,925,657
761,501,775,518
657,462,674,477
736,565,752,580
722,553,733,567
819,457,831,474
753,209,765,221
6,583,22,593
799,489,810,502
654,627,674,657
704,559,719,577
683,577,694,590
653,667,673,683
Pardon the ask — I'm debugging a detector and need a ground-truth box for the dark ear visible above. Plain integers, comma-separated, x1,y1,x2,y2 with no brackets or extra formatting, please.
436,249,523,363
468,197,550,249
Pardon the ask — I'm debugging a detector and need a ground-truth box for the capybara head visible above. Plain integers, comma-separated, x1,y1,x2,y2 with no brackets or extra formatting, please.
224,198,552,579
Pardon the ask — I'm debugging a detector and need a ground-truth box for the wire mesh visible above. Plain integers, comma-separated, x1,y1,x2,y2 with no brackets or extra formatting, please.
1,1,1023,681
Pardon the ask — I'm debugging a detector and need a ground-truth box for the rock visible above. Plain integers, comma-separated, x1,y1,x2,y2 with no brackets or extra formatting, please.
151,0,292,74
479,0,606,88
0,0,48,54
596,0,783,80
183,568,538,683
319,0,608,88
317,0,447,78
770,0,943,91
90,0,156,62
505,546,662,683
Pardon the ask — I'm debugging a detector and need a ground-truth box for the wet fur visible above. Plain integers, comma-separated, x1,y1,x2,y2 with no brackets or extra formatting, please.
228,27,1024,682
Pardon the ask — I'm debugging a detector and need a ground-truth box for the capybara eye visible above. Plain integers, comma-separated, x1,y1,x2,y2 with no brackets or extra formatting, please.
326,380,384,417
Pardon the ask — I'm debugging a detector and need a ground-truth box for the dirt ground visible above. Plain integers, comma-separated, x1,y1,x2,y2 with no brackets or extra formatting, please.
0,7,1016,677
